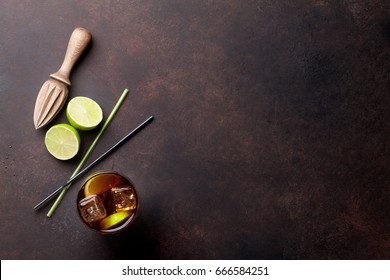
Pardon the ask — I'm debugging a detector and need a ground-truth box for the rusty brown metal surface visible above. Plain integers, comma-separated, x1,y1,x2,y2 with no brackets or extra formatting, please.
0,0,389,259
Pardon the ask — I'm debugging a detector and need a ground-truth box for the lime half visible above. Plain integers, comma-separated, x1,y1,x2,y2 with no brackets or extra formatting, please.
66,96,103,131
45,124,80,160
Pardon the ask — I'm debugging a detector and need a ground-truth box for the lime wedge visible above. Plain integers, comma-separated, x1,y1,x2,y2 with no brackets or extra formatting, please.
84,173,123,197
100,211,132,230
66,96,103,131
45,124,80,160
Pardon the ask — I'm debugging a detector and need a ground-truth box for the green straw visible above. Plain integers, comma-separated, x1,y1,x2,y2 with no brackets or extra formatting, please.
46,88,129,217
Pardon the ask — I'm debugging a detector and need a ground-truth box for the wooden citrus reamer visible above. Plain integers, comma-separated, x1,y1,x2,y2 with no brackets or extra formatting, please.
33,27,92,129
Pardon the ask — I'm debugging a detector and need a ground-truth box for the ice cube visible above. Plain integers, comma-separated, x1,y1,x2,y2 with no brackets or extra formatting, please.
109,186,137,212
78,194,107,223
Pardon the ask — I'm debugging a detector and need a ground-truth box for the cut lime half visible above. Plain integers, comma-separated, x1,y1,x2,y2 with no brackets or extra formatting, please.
66,96,103,131
45,124,80,160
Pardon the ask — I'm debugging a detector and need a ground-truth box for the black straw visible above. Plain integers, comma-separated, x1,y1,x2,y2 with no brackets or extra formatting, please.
34,116,153,210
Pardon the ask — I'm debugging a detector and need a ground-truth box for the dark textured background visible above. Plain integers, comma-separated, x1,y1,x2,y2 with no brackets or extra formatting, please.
0,0,389,259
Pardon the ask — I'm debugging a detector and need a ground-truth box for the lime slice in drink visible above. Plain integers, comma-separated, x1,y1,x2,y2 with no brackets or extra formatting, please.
84,173,123,197
100,211,132,230
45,124,81,160
66,96,103,131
